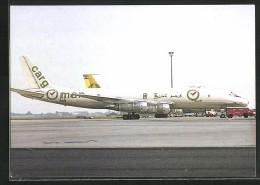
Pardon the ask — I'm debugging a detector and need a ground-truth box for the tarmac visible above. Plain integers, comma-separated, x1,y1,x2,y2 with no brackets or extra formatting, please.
11,117,256,148
10,117,256,179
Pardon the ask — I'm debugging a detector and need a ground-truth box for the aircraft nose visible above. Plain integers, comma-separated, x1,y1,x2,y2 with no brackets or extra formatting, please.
242,98,249,106
233,98,249,106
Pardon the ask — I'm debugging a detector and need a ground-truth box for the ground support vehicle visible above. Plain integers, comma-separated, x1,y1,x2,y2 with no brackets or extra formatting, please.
248,109,256,117
205,109,218,117
226,107,249,118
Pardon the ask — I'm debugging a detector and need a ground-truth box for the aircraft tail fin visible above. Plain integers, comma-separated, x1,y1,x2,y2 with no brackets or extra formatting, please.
19,56,56,89
83,74,101,88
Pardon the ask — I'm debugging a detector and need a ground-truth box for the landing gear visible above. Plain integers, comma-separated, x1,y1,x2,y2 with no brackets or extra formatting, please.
155,114,168,118
123,113,140,120
123,115,129,120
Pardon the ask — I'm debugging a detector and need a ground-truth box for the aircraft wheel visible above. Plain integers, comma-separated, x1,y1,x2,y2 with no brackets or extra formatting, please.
129,115,134,119
155,114,168,118
135,114,140,119
124,113,140,120
130,114,140,120
123,115,129,120
228,114,233,118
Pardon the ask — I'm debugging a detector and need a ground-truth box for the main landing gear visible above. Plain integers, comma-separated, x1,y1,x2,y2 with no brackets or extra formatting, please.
154,114,168,118
123,113,140,120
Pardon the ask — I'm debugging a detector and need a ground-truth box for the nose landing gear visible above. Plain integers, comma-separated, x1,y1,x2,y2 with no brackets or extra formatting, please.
123,113,140,120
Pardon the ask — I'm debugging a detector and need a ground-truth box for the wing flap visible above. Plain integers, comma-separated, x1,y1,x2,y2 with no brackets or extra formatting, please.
77,94,132,104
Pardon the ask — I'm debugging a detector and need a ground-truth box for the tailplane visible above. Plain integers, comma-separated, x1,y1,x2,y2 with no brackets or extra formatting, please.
19,56,56,89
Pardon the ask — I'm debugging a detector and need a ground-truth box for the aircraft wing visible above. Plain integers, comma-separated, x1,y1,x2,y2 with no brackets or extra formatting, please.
77,94,133,104
11,88,45,99
77,94,174,105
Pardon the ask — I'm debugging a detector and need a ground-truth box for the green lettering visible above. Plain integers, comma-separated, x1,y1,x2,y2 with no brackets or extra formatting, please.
32,66,38,72
35,71,42,78
40,80,49,88
39,76,45,80
60,92,70,99
77,92,85,98
71,92,77,98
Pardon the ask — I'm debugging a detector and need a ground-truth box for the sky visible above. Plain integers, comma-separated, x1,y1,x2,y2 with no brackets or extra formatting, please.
10,5,255,113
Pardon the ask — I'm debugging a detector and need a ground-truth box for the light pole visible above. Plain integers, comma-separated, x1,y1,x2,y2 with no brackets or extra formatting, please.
168,52,174,88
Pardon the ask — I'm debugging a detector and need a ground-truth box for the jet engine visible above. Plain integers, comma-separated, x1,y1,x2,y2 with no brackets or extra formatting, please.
115,102,170,114
156,103,170,114
153,103,171,118
115,102,148,113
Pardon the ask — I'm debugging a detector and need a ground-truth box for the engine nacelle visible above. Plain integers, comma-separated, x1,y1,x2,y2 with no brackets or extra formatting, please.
147,103,171,114
115,102,171,114
147,105,157,113
133,102,148,112
157,103,170,114
115,102,148,113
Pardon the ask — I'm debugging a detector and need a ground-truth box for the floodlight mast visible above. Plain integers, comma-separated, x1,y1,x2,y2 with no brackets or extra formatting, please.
169,52,174,89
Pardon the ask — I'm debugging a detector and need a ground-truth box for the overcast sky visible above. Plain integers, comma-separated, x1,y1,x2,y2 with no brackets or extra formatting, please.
10,5,255,113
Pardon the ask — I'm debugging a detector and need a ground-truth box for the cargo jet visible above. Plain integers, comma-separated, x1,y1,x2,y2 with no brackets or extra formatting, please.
11,56,249,120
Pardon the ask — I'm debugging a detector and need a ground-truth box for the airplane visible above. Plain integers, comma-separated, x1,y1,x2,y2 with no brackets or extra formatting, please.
83,74,101,88
11,56,249,120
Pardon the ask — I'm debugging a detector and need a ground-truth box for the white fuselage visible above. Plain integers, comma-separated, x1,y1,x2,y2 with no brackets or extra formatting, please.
31,87,248,112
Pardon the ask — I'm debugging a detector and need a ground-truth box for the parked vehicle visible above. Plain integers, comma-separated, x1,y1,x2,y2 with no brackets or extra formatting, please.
248,109,256,117
184,113,195,117
226,107,249,118
205,109,218,117
219,109,226,118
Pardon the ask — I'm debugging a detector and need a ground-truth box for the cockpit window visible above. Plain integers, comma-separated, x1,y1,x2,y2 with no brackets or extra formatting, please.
229,91,241,98
234,94,240,97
